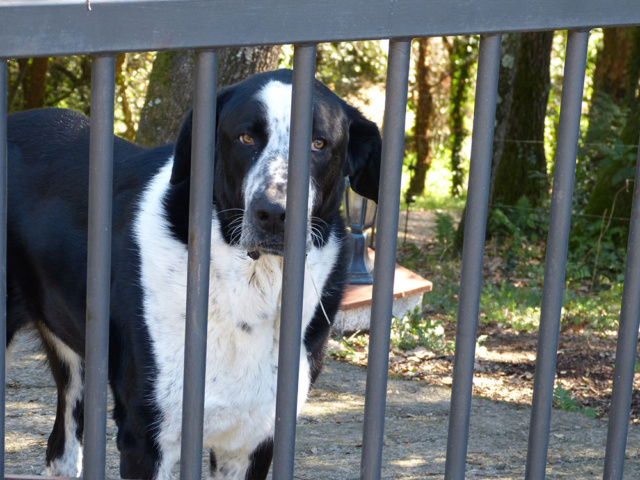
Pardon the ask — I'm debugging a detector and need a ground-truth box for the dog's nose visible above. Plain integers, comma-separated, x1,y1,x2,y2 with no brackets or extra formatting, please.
254,197,286,234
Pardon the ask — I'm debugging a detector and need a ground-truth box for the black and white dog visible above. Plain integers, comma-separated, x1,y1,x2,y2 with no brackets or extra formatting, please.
6,69,381,479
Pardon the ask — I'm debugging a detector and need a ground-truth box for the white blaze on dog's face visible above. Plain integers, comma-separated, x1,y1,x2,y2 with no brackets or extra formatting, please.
239,80,313,256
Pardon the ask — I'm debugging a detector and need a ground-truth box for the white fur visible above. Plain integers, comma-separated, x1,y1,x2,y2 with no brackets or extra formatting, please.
134,158,339,479
41,328,84,477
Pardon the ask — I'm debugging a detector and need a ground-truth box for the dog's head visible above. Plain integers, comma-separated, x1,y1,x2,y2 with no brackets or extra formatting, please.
171,69,381,257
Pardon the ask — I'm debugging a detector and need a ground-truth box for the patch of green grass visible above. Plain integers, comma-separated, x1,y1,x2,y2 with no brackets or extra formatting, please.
553,382,596,418
390,307,451,352
395,230,624,336
561,285,622,333
480,282,542,331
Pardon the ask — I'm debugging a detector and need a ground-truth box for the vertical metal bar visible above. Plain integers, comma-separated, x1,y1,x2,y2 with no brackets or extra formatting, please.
179,49,217,480
359,38,411,480
83,54,116,480
602,131,640,480
444,34,502,480
271,43,317,480
525,29,590,480
0,59,8,480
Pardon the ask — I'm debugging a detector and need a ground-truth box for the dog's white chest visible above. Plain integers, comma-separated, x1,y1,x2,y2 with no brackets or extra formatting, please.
148,250,289,454
134,164,339,464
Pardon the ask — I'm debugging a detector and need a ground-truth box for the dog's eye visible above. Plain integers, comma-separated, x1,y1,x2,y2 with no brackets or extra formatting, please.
239,133,255,145
312,139,325,151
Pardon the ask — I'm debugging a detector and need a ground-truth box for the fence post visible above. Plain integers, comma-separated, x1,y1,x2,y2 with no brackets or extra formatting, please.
271,43,317,480
444,33,502,480
602,130,640,480
179,49,218,480
0,58,7,480
84,54,116,480
359,38,412,480
525,29,590,480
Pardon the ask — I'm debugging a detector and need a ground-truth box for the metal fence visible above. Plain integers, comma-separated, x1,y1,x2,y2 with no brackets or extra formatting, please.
2,1,640,480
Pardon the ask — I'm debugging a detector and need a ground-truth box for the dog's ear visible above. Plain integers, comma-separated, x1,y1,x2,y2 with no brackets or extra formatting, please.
343,105,382,203
170,110,194,185
170,88,233,185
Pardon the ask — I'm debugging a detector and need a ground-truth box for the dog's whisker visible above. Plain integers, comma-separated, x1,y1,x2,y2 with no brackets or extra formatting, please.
217,207,245,215
311,216,329,229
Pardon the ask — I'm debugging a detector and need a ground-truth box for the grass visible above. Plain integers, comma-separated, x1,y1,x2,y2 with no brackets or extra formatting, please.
395,234,623,336
553,382,597,418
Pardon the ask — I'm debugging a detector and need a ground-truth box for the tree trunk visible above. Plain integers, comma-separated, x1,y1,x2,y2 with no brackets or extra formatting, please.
454,34,522,251
491,31,554,208
582,28,636,174
407,38,433,199
115,53,136,142
584,27,640,225
136,46,282,147
448,36,478,197
23,57,50,110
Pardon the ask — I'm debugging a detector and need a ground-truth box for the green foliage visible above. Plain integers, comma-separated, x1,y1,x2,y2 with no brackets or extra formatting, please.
434,212,456,254
562,284,622,332
390,307,450,352
553,383,596,418
8,56,92,114
400,150,467,212
569,215,628,287
398,242,460,314
327,304,451,363
480,282,542,332
488,197,550,275
448,36,479,196
490,196,549,243
280,42,387,103
7,53,154,138
485,190,628,290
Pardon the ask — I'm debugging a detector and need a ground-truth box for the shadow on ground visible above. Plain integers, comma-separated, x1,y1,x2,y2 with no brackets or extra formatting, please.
6,329,640,479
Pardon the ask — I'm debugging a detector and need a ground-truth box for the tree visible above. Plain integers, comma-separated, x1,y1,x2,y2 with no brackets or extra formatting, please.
7,56,91,114
491,31,554,208
448,36,478,197
314,41,387,102
583,27,640,222
454,32,553,251
406,38,434,199
136,46,282,147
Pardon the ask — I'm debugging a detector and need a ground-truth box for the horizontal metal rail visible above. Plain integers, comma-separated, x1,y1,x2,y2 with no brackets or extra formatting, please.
2,2,640,479
0,0,639,57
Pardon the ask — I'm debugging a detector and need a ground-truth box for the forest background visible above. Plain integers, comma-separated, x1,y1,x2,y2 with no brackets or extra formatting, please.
6,29,640,418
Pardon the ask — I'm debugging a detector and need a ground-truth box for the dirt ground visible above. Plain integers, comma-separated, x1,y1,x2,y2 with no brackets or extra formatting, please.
5,209,640,479
5,330,640,479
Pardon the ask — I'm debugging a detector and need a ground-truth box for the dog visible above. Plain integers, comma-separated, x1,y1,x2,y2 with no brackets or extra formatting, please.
6,69,381,479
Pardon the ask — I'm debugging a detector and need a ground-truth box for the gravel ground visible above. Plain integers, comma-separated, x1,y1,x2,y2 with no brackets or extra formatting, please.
5,332,640,479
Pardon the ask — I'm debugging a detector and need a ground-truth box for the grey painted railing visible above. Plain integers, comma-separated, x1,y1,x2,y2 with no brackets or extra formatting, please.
2,2,640,480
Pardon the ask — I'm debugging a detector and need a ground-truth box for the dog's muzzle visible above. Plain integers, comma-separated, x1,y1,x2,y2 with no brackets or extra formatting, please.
243,192,287,258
